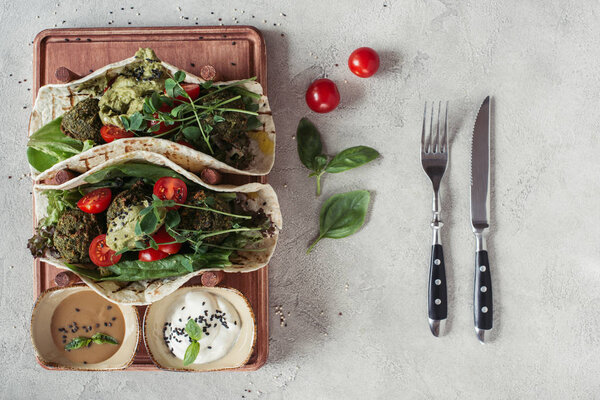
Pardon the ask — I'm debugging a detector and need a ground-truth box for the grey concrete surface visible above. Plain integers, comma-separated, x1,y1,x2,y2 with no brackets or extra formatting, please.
1,0,600,399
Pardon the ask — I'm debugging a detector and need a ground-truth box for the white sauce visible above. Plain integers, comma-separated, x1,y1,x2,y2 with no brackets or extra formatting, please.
162,291,241,364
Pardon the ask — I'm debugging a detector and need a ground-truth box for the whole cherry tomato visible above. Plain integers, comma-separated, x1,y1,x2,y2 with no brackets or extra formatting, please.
77,188,112,214
348,47,380,78
152,226,182,255
138,248,169,262
89,234,122,267
305,78,340,113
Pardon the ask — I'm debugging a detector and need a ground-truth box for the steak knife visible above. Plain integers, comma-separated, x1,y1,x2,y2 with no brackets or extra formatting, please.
470,96,493,343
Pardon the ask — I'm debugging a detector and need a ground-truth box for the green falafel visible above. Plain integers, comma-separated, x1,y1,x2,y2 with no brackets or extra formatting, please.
60,97,103,143
178,190,234,244
53,209,103,263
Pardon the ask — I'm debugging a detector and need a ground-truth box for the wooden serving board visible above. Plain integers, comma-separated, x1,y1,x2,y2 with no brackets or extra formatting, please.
32,26,269,371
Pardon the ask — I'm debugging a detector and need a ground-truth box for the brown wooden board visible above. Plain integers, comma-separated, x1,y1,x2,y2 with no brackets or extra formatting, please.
31,26,270,371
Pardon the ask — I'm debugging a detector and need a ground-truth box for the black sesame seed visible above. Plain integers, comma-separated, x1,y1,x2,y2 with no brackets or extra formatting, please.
75,308,80,312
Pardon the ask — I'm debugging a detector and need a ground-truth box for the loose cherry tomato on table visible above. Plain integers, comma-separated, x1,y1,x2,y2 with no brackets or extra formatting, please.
138,248,169,262
348,47,380,78
77,188,112,214
152,226,182,255
89,234,122,267
305,78,340,113
100,125,134,143
153,177,188,207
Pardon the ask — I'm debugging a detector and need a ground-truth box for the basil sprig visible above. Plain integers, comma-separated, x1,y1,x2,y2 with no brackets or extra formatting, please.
307,190,371,253
297,118,380,196
183,319,203,366
64,332,118,350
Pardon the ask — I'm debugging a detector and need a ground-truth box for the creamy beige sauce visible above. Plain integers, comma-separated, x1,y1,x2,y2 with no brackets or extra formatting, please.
50,291,125,364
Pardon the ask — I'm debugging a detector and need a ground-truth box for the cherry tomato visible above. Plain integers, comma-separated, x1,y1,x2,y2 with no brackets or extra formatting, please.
100,125,134,143
348,47,380,78
170,83,201,103
152,226,182,255
89,234,122,267
138,248,169,262
176,139,194,149
153,177,188,207
305,79,340,113
149,103,179,135
77,188,112,214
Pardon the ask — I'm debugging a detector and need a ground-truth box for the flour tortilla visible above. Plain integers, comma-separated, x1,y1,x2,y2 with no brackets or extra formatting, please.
34,151,282,305
29,52,275,182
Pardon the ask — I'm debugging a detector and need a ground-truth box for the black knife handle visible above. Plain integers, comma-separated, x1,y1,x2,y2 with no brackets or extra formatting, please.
428,244,447,320
474,250,493,330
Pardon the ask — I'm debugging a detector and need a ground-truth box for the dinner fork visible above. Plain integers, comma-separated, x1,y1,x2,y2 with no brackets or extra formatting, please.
421,101,449,337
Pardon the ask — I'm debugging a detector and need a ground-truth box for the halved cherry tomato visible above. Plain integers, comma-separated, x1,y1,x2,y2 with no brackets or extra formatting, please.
149,103,179,135
153,177,188,207
138,248,169,262
348,47,380,78
77,188,112,214
100,125,134,143
152,226,182,255
176,139,194,149
305,79,340,113
173,83,201,103
89,234,122,267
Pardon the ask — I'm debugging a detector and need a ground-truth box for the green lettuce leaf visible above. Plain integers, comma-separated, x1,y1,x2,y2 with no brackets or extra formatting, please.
63,250,232,282
27,117,94,172
83,162,193,185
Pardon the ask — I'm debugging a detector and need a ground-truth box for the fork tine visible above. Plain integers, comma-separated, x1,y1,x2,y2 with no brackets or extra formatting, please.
428,101,434,153
434,101,441,153
442,101,448,153
421,102,427,153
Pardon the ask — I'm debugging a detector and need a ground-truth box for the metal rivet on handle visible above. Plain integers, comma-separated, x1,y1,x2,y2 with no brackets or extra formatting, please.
480,286,487,292
479,265,486,272
481,306,488,313
434,259,441,265
435,299,442,305
435,279,441,285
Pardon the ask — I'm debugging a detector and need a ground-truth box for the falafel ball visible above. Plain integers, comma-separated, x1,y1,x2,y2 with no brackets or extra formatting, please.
178,190,233,244
60,97,103,143
53,209,103,263
106,180,151,223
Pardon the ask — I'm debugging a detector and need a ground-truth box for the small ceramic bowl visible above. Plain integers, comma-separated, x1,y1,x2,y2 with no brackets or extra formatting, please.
143,285,256,372
30,284,139,371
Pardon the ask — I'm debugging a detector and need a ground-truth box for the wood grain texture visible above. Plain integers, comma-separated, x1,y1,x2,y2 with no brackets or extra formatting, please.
32,26,269,372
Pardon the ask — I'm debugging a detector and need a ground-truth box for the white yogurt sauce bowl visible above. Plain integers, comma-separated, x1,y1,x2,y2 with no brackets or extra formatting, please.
143,285,256,372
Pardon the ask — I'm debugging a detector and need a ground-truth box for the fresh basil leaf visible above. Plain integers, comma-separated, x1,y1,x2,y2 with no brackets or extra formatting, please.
170,103,187,117
307,190,370,253
183,341,200,366
313,155,328,172
139,206,153,216
185,319,202,341
134,221,143,236
65,337,91,350
213,115,225,123
325,146,380,173
91,332,118,345
174,71,186,83
296,118,323,171
129,112,145,131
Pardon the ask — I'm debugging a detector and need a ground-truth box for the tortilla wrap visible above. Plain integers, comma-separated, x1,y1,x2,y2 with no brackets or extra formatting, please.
29,53,275,182
34,151,282,305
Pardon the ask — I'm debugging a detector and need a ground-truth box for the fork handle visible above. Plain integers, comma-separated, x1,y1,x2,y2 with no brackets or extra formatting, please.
428,244,447,321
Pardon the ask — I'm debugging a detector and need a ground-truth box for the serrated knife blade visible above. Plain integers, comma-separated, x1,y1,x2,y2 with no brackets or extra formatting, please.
470,96,493,344
471,96,491,230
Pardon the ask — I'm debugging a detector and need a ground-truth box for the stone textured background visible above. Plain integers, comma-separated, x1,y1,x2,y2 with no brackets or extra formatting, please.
1,1,599,399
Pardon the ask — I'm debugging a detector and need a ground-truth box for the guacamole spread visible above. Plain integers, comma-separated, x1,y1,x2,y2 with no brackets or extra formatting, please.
98,48,168,127
106,199,166,252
